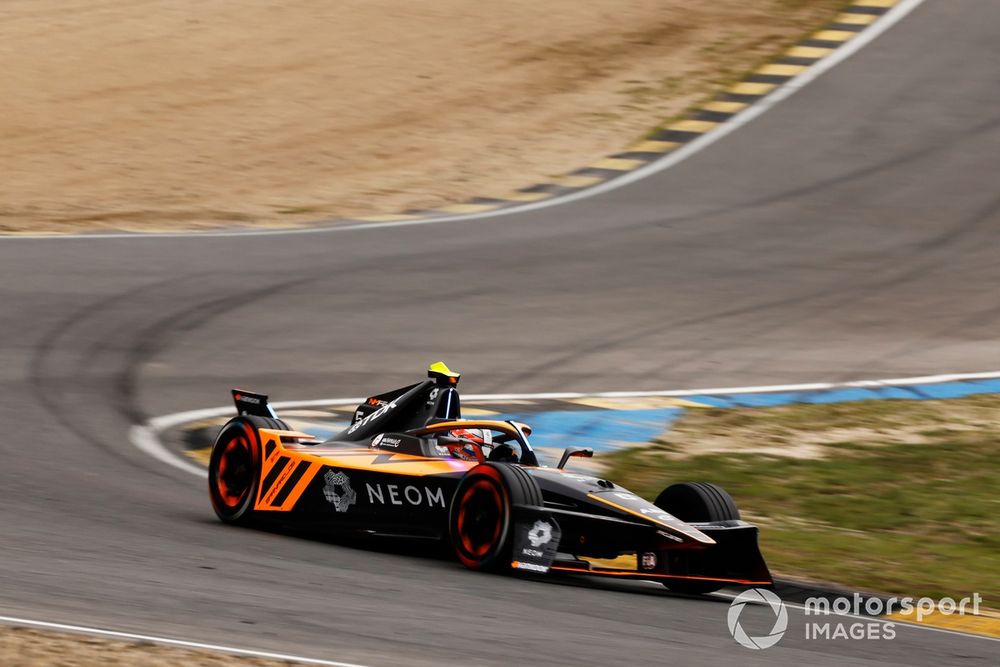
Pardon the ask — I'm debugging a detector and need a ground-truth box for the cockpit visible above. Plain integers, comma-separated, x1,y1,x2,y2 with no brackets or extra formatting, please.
369,420,540,467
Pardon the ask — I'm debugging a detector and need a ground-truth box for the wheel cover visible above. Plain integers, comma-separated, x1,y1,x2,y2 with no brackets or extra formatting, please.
456,479,503,559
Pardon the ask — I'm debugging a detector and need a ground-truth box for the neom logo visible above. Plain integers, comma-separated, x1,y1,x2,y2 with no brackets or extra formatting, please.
366,483,445,508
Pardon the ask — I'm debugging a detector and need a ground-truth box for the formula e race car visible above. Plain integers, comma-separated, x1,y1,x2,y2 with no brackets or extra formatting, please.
208,363,772,593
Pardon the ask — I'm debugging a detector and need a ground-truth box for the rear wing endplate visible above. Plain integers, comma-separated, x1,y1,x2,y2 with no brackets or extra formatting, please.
231,389,277,418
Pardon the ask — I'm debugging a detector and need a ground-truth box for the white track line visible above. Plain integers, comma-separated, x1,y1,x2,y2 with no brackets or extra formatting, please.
0,615,371,666
135,369,1000,480
0,0,929,242
130,424,208,477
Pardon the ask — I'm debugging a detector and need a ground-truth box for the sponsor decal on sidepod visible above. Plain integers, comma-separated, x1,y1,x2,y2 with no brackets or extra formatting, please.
322,470,357,513
366,483,446,508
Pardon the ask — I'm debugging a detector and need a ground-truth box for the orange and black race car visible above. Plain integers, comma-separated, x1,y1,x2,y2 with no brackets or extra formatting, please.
208,363,772,593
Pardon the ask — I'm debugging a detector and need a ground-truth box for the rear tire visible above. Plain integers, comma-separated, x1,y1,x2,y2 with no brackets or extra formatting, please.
654,481,740,594
449,463,542,571
208,415,289,524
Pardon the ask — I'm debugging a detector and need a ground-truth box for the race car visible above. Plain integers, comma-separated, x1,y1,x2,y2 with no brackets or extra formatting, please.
208,362,772,593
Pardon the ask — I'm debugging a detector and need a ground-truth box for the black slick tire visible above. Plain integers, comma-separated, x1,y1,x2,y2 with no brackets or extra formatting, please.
208,415,289,524
449,463,542,571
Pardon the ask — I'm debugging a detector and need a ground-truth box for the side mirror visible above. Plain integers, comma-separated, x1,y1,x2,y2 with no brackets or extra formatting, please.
557,447,594,469
511,421,532,436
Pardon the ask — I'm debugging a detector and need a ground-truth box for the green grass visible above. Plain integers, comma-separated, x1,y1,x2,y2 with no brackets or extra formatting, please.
603,395,1000,605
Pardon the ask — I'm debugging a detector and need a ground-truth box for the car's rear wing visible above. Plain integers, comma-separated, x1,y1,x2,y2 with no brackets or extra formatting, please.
231,389,277,418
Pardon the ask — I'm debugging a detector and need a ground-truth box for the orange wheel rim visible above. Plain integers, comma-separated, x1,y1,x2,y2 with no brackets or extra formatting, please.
216,435,252,508
457,479,503,559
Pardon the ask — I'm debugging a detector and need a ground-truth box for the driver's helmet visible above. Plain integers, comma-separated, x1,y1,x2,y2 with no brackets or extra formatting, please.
448,428,492,461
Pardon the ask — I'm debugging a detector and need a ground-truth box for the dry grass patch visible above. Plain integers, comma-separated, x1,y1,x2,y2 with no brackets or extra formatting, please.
604,395,1000,602
646,394,1000,459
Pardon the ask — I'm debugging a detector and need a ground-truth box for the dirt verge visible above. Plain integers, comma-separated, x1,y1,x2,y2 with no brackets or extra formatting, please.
0,626,308,666
1,0,844,233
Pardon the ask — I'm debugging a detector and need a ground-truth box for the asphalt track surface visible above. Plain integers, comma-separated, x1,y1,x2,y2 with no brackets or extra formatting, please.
2,1,999,664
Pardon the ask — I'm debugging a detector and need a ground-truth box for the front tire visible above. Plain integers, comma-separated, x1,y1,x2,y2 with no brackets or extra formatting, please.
208,415,288,524
449,463,542,571
654,481,740,523
654,481,740,594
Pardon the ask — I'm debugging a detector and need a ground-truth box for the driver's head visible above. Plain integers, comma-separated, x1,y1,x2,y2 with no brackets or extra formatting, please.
450,428,490,446
447,428,492,461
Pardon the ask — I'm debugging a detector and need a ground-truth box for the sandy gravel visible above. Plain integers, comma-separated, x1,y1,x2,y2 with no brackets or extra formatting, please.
0,626,308,666
1,0,842,233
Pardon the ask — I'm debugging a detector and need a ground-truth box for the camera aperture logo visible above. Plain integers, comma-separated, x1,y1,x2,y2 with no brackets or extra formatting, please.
727,588,788,650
